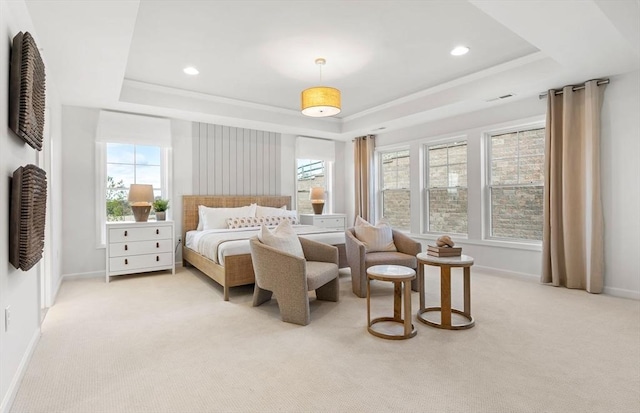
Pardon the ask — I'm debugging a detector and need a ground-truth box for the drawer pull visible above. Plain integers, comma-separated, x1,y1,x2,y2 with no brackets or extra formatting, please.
125,259,128,265
156,242,159,248
156,256,160,262
156,229,159,235
124,245,128,251
124,230,128,237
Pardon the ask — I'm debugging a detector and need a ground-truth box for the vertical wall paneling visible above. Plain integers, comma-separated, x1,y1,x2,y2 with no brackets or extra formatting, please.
275,132,281,194
206,124,215,194
237,128,245,195
243,128,251,195
192,124,200,192
229,127,237,194
250,129,257,195
192,122,281,196
198,123,208,194
222,126,230,194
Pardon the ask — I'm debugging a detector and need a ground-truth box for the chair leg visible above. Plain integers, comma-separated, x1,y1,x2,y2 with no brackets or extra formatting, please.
352,271,367,298
252,286,273,307
316,276,339,302
277,295,311,326
411,277,418,292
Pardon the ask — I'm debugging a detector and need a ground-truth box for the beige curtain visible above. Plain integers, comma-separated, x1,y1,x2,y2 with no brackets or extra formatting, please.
353,135,375,223
542,80,606,293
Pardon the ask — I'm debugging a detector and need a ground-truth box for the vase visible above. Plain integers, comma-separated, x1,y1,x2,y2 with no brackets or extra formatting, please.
156,211,166,221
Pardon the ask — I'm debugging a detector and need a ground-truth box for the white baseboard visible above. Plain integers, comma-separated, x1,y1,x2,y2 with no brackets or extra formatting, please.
475,265,639,300
62,270,104,280
0,328,41,413
63,264,183,281
473,265,539,281
603,286,640,300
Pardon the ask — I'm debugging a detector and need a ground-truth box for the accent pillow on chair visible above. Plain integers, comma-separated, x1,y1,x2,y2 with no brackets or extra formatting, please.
257,220,305,258
354,216,397,252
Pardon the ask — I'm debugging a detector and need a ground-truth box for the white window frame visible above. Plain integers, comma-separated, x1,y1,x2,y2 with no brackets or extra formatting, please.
95,143,171,247
484,123,545,243
423,138,468,235
376,147,411,230
294,159,334,214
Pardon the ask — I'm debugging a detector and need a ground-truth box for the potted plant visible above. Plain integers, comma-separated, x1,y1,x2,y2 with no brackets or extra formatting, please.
152,199,169,221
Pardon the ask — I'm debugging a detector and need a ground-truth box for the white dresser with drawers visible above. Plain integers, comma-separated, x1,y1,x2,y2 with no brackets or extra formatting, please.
299,213,347,231
106,221,175,282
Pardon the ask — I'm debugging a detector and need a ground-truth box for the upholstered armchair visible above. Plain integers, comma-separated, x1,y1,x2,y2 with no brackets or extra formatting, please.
345,228,421,298
249,237,340,326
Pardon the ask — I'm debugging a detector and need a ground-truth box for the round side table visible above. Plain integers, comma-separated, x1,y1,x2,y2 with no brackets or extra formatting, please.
366,265,417,340
416,253,475,330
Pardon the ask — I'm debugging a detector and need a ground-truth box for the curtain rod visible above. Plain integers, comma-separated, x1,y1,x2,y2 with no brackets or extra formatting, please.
538,79,609,99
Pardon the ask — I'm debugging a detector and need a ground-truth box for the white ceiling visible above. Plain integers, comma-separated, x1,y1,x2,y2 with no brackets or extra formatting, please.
24,0,640,141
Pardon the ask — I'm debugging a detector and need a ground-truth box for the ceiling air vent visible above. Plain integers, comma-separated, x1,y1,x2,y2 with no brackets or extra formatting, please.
486,94,514,102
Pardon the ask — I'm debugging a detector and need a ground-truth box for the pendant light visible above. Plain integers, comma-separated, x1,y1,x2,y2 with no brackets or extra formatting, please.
301,58,341,117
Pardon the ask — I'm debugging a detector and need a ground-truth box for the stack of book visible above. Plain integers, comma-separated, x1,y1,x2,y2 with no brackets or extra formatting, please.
427,245,462,257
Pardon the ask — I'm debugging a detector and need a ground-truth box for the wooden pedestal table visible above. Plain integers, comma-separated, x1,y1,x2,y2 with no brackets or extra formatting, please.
416,253,475,330
366,265,417,340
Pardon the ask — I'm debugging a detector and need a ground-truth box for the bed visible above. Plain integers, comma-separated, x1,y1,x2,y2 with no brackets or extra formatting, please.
182,195,347,301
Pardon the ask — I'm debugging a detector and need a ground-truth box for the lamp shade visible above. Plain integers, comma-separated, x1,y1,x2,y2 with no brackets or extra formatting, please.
128,184,154,205
309,187,325,201
301,87,341,117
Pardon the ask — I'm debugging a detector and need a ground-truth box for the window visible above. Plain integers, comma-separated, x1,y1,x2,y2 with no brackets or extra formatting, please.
297,159,327,215
106,143,163,221
379,149,410,230
487,127,545,241
425,140,467,234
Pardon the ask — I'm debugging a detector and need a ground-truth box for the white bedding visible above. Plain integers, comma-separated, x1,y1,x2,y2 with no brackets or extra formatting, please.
186,225,345,266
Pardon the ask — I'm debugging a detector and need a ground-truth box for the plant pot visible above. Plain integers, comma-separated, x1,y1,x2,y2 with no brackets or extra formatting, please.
156,211,166,221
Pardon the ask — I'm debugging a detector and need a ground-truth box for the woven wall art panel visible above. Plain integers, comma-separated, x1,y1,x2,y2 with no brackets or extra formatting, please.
9,31,46,151
10,165,47,271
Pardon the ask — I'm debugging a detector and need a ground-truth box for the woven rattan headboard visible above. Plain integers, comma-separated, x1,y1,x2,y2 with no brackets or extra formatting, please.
182,195,292,237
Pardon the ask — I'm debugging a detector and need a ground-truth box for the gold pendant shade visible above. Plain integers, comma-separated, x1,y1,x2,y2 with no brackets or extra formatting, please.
301,86,341,117
301,58,341,117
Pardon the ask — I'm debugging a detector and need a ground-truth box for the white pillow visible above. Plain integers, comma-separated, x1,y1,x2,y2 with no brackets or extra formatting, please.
354,216,397,253
256,205,297,218
257,220,304,258
198,204,257,230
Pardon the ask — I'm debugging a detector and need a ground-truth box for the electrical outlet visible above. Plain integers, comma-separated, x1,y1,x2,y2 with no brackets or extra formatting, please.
4,306,10,332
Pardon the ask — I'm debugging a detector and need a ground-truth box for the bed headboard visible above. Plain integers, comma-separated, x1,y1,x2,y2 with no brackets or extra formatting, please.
182,195,292,235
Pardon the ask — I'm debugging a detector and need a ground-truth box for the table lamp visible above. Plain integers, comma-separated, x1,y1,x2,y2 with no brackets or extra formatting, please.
128,184,154,222
309,187,325,215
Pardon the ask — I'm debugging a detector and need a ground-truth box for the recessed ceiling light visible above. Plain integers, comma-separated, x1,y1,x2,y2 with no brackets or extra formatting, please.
450,46,470,56
183,66,199,75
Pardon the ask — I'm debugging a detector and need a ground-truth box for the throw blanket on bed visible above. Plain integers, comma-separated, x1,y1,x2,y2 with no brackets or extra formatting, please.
193,226,343,265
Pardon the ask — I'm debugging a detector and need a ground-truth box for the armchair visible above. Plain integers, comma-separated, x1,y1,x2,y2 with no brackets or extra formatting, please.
249,236,339,326
345,228,421,298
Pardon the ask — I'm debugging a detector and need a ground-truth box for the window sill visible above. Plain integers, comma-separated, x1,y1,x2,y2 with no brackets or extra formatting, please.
409,233,542,252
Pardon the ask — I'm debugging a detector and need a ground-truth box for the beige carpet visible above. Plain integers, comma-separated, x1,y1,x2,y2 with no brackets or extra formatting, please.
10,266,640,413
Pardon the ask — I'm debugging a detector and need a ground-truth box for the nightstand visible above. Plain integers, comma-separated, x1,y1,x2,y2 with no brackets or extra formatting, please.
106,220,175,282
299,214,346,231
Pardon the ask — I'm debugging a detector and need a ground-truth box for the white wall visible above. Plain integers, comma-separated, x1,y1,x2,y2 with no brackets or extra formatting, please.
0,1,61,411
600,70,640,299
60,106,104,276
171,119,193,263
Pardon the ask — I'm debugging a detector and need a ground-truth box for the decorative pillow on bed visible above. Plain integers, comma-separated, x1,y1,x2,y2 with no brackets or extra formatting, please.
257,220,304,258
255,205,297,218
354,216,397,253
198,204,257,230
227,215,299,229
